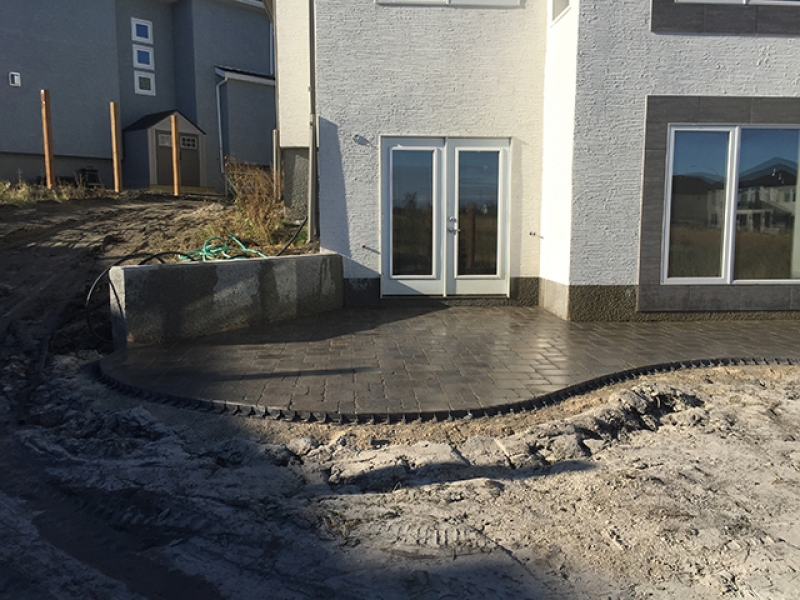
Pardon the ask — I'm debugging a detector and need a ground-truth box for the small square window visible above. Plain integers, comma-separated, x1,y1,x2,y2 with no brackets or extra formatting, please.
180,136,197,150
9,72,21,87
134,71,156,96
133,45,154,70
131,18,153,44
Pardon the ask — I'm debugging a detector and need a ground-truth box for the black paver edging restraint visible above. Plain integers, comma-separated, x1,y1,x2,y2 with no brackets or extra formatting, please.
94,357,800,426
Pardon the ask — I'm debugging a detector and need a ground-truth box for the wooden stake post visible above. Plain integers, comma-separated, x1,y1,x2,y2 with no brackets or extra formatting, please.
40,90,55,189
110,102,123,193
171,114,181,196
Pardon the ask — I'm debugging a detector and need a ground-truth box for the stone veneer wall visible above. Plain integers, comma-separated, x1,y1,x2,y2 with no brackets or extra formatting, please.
110,253,342,348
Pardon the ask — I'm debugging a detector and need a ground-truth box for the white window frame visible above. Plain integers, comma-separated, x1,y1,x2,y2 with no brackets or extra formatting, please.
675,0,800,5
180,136,198,150
663,124,800,285
131,18,153,44
132,45,155,70
380,137,511,297
551,0,570,21
376,0,520,7
383,140,443,294
134,71,156,96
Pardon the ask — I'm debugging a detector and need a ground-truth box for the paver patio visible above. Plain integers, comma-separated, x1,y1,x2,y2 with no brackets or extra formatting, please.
99,306,800,421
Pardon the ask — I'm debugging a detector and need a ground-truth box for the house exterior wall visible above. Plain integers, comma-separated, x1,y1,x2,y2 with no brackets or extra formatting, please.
190,0,274,186
115,0,178,127
0,0,120,178
544,0,800,319
274,0,312,215
0,0,273,191
571,0,800,286
538,1,580,318
221,79,277,166
122,129,150,188
313,0,546,296
275,0,311,148
173,0,198,123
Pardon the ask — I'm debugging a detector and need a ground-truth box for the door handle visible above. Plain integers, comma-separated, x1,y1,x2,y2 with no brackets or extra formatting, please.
448,227,460,233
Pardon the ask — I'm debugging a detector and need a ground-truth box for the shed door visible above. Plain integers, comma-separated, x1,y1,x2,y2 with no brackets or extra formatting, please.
155,130,201,187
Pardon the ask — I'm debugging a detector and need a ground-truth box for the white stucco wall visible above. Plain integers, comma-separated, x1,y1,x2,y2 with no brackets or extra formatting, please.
570,0,800,286
275,0,311,148
539,2,579,286
313,0,545,280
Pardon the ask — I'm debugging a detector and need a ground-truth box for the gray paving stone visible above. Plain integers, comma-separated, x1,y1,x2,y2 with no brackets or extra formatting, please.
99,307,800,419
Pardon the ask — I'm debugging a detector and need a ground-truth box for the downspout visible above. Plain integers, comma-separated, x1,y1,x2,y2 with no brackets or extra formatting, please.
262,1,281,194
307,0,318,240
215,72,228,193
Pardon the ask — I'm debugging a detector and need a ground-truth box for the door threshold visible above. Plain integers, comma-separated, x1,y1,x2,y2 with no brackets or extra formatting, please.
381,295,515,308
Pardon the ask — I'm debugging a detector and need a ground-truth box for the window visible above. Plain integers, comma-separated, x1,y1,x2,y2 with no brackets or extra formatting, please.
675,0,800,4
180,136,197,150
8,72,21,87
131,18,154,94
654,0,800,34
376,0,520,6
131,18,153,44
552,0,569,20
664,126,800,283
134,71,156,96
132,45,154,70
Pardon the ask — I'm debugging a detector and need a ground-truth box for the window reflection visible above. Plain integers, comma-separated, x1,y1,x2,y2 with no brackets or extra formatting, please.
457,151,499,276
392,150,434,276
667,130,729,279
734,129,800,280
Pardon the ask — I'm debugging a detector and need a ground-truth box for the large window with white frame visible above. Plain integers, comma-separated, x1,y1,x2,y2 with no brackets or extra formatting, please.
664,126,800,283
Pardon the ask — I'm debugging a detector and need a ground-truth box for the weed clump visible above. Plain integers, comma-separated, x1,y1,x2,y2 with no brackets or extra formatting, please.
224,159,283,242
0,177,97,205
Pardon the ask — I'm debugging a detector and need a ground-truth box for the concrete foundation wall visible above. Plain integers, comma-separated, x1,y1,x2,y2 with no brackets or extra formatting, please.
0,153,114,186
110,252,342,348
281,147,309,221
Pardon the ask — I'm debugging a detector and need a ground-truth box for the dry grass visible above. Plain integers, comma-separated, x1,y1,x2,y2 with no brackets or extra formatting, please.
0,178,100,205
224,159,283,242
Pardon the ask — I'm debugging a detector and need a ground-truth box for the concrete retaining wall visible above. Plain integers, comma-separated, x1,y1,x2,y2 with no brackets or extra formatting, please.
109,252,342,348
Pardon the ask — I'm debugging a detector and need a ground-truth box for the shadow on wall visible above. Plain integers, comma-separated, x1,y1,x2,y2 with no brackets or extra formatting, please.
317,118,350,264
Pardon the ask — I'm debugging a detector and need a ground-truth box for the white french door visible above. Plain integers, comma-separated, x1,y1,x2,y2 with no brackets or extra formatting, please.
381,137,510,296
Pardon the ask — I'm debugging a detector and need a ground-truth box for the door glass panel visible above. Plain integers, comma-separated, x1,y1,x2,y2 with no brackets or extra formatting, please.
734,128,800,280
391,149,434,276
667,131,729,278
457,150,499,276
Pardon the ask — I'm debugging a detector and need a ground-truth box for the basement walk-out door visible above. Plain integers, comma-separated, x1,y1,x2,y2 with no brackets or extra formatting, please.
381,137,510,296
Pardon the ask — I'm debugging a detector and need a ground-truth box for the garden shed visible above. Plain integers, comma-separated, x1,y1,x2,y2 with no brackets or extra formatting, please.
123,110,207,189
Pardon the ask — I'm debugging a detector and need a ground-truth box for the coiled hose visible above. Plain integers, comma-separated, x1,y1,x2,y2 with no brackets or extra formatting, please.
85,222,306,343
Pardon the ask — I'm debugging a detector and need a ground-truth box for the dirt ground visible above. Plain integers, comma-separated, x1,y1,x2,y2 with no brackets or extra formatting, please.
2,196,800,599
